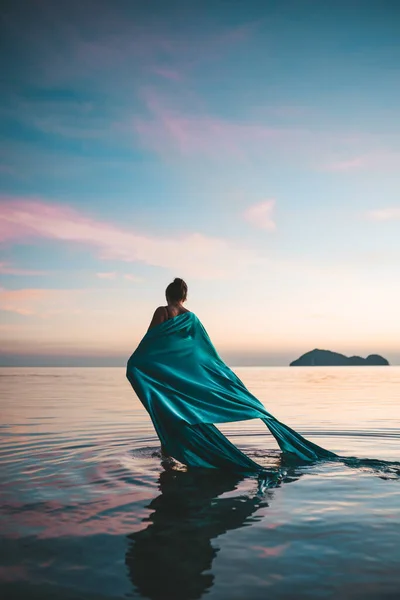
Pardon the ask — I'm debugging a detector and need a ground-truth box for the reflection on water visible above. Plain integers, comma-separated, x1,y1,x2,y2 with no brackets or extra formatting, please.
126,468,274,600
1,367,400,599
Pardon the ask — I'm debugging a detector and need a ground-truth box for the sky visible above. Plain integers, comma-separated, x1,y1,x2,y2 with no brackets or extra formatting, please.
0,0,400,366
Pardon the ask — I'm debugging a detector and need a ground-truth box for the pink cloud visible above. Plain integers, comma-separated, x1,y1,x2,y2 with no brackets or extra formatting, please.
323,152,400,173
124,274,142,282
16,0,255,90
133,93,400,169
0,287,86,317
73,21,253,72
0,197,258,279
133,94,288,160
324,157,365,171
132,90,370,165
96,272,142,282
244,199,276,231
366,207,400,221
0,288,53,315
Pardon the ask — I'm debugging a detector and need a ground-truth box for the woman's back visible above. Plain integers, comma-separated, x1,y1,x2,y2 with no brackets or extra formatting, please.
164,304,190,320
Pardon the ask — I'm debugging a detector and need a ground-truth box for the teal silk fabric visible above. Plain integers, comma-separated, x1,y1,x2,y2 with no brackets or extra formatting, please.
126,312,336,473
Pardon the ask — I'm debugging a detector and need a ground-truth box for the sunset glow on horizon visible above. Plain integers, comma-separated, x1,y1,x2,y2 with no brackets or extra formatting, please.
1,1,399,366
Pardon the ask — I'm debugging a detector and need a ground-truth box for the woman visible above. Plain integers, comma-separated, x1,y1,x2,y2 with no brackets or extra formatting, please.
147,278,190,331
148,278,189,458
127,278,336,474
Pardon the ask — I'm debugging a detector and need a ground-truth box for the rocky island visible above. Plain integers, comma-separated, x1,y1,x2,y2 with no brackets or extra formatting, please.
290,349,389,366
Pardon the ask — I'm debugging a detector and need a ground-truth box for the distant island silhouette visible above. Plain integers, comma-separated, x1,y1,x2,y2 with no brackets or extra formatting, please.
290,349,389,366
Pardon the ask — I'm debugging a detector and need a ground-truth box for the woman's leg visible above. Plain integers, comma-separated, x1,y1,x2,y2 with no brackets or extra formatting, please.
160,444,169,457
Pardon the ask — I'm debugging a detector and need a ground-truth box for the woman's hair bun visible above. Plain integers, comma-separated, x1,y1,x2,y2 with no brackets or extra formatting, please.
166,278,188,302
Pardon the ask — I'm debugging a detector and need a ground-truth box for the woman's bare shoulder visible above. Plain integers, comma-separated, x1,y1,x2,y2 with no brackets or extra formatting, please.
154,305,167,314
147,306,167,331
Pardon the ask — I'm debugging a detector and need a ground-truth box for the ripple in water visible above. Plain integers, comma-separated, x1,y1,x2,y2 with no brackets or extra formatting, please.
0,367,399,599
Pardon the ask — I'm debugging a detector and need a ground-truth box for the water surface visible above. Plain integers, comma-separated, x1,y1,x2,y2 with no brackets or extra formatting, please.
1,367,399,599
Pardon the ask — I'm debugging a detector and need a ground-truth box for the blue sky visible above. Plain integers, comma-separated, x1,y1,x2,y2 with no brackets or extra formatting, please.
0,0,399,366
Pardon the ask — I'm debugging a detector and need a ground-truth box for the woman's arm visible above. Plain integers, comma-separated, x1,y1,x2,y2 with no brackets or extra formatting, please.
147,306,167,331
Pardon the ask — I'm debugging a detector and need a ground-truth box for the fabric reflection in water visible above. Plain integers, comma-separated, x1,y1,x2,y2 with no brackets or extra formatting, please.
125,466,301,600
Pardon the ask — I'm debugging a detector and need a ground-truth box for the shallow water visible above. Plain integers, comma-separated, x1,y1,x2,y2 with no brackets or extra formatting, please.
0,366,399,599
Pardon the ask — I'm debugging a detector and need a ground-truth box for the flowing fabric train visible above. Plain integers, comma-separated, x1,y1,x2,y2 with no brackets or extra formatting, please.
127,312,336,473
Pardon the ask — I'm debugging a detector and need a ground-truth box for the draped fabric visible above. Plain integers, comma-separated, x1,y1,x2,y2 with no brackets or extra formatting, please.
126,312,336,473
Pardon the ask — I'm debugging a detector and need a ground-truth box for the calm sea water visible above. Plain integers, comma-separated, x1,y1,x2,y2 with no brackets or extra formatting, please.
0,366,399,600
